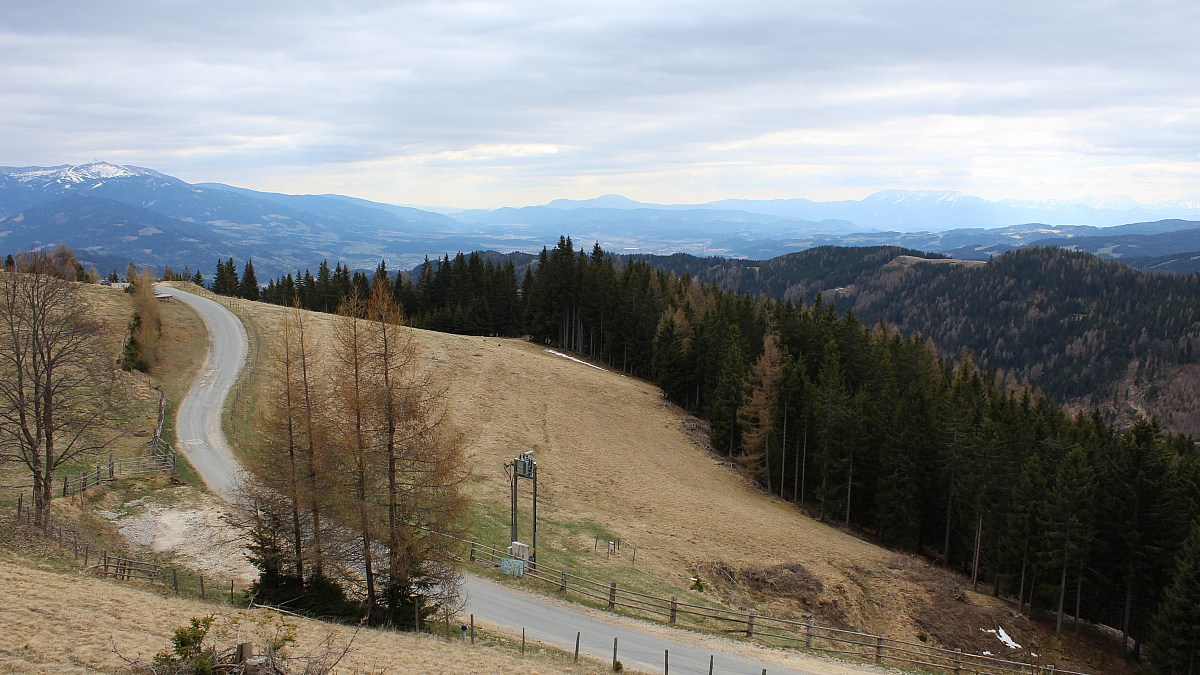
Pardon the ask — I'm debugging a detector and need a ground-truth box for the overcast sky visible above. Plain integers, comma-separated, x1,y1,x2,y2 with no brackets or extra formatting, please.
3,0,1199,208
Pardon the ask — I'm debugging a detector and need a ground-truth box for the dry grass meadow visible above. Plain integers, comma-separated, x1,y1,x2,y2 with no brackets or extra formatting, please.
0,549,605,674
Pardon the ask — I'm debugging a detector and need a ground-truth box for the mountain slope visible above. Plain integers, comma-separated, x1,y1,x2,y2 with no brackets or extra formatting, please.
846,247,1200,431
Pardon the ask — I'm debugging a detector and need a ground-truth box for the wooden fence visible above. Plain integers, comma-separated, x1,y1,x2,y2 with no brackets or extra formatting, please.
93,550,161,582
62,392,177,498
461,537,1085,675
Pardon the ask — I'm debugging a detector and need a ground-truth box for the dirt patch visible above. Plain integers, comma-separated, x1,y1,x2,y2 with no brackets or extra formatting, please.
104,488,256,583
702,560,840,626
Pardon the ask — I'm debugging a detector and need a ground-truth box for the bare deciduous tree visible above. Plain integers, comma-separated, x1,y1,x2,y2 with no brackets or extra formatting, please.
331,280,469,626
0,249,112,528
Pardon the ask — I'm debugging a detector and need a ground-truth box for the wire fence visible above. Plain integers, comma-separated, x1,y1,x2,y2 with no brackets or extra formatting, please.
455,536,1086,675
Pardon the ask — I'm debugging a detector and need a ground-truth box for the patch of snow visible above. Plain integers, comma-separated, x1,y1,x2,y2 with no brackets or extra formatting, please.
138,226,163,236
980,626,1022,650
545,349,605,371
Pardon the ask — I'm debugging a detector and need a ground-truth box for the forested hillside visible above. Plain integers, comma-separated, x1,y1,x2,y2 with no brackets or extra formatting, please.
625,246,946,303
847,247,1200,431
229,236,1200,663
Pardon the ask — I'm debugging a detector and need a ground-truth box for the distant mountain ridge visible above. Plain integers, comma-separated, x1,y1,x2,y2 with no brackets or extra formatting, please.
4,161,1200,277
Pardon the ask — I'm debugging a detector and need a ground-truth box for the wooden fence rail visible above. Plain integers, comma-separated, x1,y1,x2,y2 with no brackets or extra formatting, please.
93,550,161,582
458,535,1085,675
61,392,176,498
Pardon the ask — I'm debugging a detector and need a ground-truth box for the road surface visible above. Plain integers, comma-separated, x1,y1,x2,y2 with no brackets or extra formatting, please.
164,286,837,675
157,286,247,500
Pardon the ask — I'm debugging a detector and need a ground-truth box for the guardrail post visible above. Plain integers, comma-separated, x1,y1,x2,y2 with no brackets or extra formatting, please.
608,583,617,609
670,596,678,624
560,569,568,592
875,636,884,663
806,614,814,648
747,611,755,637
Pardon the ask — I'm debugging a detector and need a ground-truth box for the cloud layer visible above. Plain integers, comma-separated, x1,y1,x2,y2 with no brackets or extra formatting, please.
4,0,1199,207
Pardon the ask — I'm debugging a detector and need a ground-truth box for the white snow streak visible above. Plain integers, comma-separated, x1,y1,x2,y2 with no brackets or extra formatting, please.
545,349,605,371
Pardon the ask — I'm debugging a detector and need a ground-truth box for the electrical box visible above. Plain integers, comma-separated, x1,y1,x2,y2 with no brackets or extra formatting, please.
509,541,530,560
514,451,536,478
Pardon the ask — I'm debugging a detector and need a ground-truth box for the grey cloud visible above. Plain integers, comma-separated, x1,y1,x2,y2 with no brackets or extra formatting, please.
3,0,1199,204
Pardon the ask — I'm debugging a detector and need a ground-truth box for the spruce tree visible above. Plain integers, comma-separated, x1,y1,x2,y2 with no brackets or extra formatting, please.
240,259,259,300
1146,520,1200,675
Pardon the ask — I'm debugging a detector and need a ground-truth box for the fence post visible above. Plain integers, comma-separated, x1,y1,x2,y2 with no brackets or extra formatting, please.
575,632,580,662
173,569,179,594
470,540,476,562
612,637,618,672
670,596,678,624
665,649,669,674
747,611,755,637
200,575,206,598
875,636,884,663
109,455,114,479
608,583,617,610
62,475,68,497
16,494,21,519
471,614,475,644
806,614,814,648
954,648,962,674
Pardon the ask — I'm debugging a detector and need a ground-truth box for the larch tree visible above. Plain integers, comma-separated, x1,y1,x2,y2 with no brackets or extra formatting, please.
329,280,469,627
737,330,786,491
0,249,112,529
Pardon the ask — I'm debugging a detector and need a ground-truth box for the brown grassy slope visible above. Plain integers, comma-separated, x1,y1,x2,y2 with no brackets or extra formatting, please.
237,302,931,640
0,550,599,674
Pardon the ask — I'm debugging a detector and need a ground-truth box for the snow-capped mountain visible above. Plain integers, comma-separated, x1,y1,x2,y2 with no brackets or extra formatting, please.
3,161,1200,277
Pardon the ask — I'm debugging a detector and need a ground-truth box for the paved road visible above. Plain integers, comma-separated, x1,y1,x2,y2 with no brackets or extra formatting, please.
164,286,820,675
157,285,247,500
462,574,816,675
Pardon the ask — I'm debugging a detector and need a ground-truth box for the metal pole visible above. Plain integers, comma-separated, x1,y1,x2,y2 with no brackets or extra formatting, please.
532,462,538,568
510,466,518,546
